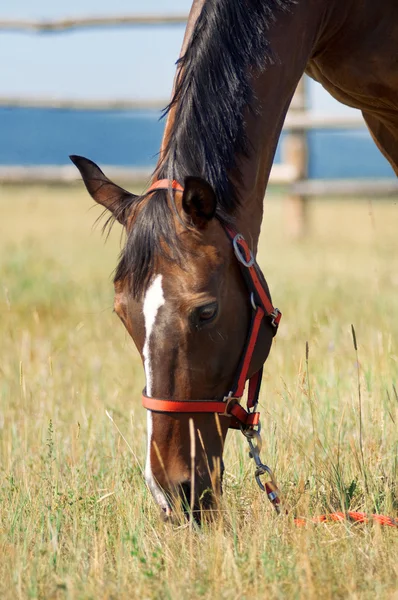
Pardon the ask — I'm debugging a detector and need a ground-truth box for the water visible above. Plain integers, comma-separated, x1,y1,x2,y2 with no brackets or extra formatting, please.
0,107,395,179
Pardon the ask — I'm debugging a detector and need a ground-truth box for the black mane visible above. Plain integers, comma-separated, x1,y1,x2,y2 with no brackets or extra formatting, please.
116,0,292,297
158,0,292,211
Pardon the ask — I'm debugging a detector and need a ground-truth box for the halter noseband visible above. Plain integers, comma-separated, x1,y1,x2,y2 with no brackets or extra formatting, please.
141,179,281,430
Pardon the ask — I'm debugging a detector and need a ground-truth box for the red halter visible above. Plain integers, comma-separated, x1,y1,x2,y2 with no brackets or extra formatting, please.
141,180,281,430
144,179,184,194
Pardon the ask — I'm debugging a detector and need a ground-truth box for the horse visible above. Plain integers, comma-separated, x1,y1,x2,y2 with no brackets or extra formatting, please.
71,0,398,520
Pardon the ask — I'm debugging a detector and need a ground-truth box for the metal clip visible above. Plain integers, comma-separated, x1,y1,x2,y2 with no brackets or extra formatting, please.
222,391,238,416
243,425,281,513
270,308,281,328
233,234,255,268
250,292,257,311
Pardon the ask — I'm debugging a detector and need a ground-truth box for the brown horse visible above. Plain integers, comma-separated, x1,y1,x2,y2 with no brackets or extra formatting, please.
72,0,398,519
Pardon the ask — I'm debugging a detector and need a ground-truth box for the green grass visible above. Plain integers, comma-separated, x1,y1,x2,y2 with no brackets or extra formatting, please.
0,184,397,599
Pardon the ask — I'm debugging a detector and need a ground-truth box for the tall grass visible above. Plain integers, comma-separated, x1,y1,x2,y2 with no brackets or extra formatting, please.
0,185,397,599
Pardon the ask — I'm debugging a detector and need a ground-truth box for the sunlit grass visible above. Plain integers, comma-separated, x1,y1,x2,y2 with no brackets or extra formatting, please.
0,184,397,599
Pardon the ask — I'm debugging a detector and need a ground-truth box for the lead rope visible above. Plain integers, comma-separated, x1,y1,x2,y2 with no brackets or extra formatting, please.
243,418,398,527
242,423,284,515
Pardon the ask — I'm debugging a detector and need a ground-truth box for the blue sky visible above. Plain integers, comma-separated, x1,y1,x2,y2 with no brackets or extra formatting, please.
1,0,355,113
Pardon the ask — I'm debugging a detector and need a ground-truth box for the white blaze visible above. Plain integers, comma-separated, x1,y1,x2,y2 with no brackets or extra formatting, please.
142,274,165,397
142,275,170,513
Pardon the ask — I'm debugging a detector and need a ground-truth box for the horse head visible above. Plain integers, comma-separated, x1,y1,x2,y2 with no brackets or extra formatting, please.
71,155,277,520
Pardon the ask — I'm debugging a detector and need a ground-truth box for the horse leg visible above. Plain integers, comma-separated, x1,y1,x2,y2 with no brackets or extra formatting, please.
362,111,398,176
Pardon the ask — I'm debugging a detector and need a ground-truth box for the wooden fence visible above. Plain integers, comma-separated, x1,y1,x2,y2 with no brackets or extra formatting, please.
1,12,397,236
0,14,188,33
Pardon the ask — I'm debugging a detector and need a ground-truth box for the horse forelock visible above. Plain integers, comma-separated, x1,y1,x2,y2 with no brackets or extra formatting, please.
114,189,185,298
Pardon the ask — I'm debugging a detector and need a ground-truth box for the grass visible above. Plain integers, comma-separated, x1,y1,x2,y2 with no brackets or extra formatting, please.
0,183,397,599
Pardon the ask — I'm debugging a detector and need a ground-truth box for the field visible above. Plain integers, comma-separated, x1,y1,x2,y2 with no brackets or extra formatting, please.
1,184,397,599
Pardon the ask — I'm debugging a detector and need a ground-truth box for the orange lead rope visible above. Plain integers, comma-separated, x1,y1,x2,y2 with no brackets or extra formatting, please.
294,512,398,527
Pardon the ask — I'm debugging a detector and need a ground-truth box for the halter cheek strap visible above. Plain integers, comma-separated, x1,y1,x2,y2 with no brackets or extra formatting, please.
140,180,282,430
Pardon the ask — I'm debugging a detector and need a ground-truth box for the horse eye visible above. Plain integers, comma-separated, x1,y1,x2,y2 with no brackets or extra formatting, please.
197,302,218,323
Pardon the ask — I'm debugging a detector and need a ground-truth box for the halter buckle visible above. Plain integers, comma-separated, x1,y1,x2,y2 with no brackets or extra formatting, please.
233,234,255,268
222,391,238,415
270,308,281,328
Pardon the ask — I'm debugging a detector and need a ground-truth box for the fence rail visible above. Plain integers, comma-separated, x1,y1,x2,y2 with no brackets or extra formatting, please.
0,163,296,186
0,93,367,129
0,14,188,33
0,96,168,111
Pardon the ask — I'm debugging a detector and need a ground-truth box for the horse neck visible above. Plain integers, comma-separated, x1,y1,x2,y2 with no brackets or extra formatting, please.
232,2,329,252
158,0,332,252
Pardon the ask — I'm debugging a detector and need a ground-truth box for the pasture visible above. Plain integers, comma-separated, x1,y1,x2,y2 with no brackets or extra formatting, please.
0,184,397,599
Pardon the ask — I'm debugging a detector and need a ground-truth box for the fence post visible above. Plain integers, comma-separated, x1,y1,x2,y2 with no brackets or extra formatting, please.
282,77,308,237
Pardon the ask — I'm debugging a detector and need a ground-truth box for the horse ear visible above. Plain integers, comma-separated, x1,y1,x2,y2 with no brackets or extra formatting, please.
182,177,217,229
70,155,137,225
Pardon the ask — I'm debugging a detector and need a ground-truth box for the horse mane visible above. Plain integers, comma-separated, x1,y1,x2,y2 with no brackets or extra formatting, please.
115,0,292,297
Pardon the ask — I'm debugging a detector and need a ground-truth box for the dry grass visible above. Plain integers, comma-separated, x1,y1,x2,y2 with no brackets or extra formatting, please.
0,184,397,599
